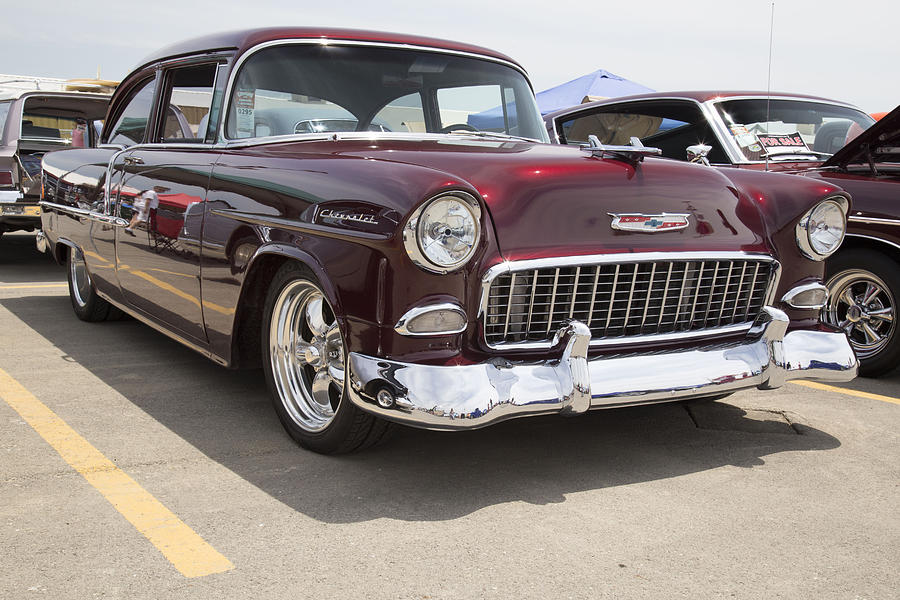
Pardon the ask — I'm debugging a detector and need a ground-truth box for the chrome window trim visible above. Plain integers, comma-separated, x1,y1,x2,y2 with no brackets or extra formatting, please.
395,302,468,336
478,251,781,351
217,38,534,145
781,281,829,310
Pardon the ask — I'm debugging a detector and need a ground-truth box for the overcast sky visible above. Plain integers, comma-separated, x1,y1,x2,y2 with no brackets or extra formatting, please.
2,0,897,113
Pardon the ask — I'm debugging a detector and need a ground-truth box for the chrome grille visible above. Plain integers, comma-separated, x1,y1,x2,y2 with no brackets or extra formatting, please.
483,256,776,347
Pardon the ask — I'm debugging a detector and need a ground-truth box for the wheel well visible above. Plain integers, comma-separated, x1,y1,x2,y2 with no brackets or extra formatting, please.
838,236,900,268
230,253,291,369
53,241,69,265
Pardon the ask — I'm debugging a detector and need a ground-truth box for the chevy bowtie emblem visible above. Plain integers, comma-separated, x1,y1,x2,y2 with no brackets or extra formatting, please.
609,213,690,233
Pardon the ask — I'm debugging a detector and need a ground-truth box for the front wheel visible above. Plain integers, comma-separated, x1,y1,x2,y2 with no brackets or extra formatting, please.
825,250,900,377
261,262,390,453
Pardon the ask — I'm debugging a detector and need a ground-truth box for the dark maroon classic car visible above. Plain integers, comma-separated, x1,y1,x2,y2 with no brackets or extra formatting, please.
37,29,857,454
545,92,900,376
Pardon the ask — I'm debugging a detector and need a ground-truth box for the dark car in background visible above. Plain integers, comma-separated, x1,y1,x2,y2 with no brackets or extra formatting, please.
546,92,900,376
38,28,856,453
808,106,900,375
543,91,875,170
0,90,109,239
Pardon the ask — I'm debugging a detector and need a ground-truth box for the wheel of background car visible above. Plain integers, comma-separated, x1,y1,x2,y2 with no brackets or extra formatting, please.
825,249,900,377
261,262,390,453
439,123,478,133
66,246,120,322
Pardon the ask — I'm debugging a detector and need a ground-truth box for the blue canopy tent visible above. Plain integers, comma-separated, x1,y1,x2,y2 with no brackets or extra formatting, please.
467,69,653,130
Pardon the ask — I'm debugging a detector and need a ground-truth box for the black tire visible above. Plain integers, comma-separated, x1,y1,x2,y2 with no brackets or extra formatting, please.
66,246,118,322
261,261,390,454
825,249,900,377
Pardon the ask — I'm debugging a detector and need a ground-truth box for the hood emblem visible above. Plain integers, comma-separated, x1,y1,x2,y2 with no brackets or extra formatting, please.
609,213,690,233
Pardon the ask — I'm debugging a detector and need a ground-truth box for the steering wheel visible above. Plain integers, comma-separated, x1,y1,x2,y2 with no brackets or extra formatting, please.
439,123,479,133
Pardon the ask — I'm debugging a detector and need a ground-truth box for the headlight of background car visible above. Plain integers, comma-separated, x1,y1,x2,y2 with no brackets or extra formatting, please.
403,192,481,273
795,196,848,260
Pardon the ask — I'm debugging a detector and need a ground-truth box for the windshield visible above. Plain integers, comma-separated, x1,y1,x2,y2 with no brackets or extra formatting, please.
715,99,875,161
225,44,547,142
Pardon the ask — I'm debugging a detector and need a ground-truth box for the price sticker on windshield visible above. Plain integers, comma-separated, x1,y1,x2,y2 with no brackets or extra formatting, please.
756,132,810,155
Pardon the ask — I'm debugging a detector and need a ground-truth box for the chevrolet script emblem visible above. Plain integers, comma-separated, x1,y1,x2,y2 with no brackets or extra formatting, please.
609,213,690,233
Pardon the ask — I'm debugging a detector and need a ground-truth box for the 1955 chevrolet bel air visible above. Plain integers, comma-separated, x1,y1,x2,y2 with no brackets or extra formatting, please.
37,28,857,453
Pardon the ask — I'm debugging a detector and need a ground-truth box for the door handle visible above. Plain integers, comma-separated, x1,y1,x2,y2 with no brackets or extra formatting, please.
123,155,144,166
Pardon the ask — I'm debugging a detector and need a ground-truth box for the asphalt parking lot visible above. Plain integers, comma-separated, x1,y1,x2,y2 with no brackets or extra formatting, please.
1,230,898,599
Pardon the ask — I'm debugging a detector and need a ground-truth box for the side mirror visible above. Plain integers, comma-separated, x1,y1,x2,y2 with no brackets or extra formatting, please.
686,144,712,166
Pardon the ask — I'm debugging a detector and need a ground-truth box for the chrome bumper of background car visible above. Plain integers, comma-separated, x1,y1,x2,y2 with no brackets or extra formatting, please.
346,307,858,431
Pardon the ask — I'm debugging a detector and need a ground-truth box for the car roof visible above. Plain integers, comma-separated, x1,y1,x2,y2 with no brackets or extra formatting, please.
544,90,861,120
0,89,111,102
133,27,524,73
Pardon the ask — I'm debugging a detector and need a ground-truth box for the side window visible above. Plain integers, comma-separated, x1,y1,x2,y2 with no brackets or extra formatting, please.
372,93,424,133
160,64,217,143
106,78,157,147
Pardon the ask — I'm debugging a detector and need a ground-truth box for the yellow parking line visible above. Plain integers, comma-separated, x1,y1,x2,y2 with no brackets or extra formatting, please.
0,369,234,577
791,380,900,405
0,283,67,289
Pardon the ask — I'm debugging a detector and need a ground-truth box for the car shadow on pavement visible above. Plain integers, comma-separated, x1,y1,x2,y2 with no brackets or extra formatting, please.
0,232,62,284
2,294,842,524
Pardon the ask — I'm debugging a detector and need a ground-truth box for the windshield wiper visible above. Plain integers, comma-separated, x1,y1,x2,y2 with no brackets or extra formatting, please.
765,150,832,160
447,130,539,143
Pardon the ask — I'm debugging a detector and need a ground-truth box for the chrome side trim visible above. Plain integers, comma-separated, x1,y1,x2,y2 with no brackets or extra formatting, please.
848,215,900,226
394,302,468,336
782,281,829,309
38,200,128,226
347,307,858,431
209,208,389,240
39,200,91,217
478,251,781,350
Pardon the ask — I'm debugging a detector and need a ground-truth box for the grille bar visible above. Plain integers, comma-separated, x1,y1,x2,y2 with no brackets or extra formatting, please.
484,257,776,347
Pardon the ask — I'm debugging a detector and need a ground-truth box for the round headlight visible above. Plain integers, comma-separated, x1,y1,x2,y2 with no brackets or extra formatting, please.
796,197,847,260
404,192,481,273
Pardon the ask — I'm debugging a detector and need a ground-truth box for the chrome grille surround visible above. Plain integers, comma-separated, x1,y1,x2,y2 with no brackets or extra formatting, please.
479,252,781,350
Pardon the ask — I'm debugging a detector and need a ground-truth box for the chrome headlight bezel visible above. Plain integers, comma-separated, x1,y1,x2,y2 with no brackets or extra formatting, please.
796,195,849,261
403,191,482,274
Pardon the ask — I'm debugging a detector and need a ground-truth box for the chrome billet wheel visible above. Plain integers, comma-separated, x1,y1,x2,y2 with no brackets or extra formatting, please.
269,280,346,432
826,269,895,360
70,247,92,308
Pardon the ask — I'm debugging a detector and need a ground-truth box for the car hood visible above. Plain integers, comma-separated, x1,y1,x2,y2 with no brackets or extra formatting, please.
318,137,771,260
823,104,900,170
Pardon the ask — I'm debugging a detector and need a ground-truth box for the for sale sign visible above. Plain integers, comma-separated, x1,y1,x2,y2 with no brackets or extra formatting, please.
755,132,810,155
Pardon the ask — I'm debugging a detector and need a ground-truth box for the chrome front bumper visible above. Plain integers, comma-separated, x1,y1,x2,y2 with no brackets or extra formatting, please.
346,307,858,431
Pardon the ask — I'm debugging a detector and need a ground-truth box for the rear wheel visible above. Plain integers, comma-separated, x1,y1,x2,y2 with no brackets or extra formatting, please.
825,250,900,377
262,262,390,453
67,246,118,322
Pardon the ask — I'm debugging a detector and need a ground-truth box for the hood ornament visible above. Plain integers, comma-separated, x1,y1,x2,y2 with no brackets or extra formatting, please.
582,135,662,164
609,213,690,233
